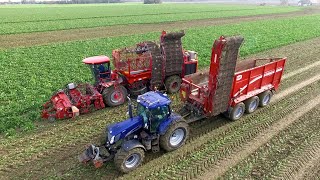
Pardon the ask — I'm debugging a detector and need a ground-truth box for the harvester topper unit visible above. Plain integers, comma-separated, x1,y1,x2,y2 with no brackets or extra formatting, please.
42,31,198,121
79,35,286,173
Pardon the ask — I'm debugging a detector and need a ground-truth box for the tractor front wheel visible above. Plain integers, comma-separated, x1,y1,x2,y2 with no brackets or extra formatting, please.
165,75,182,94
114,148,145,173
160,120,189,152
102,86,127,107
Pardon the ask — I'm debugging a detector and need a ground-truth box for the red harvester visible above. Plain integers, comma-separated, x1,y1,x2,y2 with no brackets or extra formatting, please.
42,31,198,121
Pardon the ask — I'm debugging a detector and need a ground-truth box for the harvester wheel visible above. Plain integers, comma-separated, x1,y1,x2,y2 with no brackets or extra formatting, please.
258,90,272,107
229,102,245,121
114,148,144,173
160,120,189,152
165,75,182,94
244,96,259,114
102,86,127,107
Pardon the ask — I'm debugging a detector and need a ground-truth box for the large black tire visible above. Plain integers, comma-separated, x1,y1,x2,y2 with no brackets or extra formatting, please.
258,90,272,107
160,120,189,152
102,85,127,107
244,96,259,114
165,75,182,94
114,148,145,173
228,102,245,121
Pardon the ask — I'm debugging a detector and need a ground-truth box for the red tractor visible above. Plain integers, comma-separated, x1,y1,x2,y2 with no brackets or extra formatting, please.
42,31,198,121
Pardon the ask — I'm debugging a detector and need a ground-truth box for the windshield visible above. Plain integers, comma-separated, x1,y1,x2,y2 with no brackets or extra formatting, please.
137,103,148,124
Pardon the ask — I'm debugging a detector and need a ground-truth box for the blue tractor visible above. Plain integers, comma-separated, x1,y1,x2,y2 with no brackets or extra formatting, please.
79,91,189,173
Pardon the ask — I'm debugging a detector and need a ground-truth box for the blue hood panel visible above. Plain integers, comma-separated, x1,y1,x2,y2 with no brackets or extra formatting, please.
108,116,144,137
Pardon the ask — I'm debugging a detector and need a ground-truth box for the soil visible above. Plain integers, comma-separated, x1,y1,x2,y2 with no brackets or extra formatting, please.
1,8,320,49
198,94,320,179
1,33,320,179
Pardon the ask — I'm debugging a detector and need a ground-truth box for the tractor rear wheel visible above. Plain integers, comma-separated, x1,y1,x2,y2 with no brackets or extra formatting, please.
165,75,182,94
160,120,189,152
114,148,145,173
228,102,245,121
258,90,272,107
244,96,259,114
102,86,127,107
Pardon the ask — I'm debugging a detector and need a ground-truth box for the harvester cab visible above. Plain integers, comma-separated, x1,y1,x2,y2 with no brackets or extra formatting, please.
82,56,114,84
79,91,189,173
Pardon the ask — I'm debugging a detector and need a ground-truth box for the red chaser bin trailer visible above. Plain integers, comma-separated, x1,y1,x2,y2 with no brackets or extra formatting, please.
179,36,286,122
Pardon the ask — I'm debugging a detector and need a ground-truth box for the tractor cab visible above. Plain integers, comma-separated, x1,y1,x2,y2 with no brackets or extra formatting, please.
83,56,112,83
136,91,171,133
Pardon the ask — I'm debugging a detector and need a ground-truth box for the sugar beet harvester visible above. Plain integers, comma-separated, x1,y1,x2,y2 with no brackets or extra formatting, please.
41,31,198,121
79,36,286,173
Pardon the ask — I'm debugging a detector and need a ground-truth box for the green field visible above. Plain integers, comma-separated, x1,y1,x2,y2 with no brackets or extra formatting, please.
0,4,301,34
1,13,320,134
1,3,320,179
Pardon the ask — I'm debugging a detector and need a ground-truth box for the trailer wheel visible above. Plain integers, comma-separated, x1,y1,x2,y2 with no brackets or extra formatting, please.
160,120,189,152
244,96,259,114
229,102,245,121
114,148,144,173
165,75,182,94
258,90,272,107
102,85,127,107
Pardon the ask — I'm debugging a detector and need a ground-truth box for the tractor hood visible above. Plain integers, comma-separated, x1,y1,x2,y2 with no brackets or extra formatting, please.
107,116,144,144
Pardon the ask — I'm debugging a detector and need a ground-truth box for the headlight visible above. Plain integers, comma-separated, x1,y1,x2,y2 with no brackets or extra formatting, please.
109,136,115,144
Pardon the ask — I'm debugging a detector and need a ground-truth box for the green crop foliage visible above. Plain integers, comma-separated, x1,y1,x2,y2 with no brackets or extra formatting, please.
1,14,320,133
0,4,301,34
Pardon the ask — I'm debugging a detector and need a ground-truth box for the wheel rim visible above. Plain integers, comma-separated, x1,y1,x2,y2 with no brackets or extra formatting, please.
249,100,258,111
169,128,185,147
263,94,270,105
235,106,244,118
125,153,140,169
111,91,123,104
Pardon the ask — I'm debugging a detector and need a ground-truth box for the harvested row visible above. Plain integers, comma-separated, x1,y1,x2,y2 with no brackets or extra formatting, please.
222,107,320,179
198,95,320,179
45,75,320,179
0,54,317,170
1,38,320,178
121,79,320,180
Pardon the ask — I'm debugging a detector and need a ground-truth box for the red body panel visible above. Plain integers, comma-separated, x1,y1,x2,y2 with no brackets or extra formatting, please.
231,58,286,105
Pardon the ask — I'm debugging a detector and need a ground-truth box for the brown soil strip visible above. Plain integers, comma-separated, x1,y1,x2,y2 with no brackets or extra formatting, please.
199,94,320,179
0,8,319,50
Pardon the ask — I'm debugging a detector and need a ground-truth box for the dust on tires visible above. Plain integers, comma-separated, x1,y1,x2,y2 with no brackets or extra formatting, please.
102,85,127,107
160,120,189,152
165,75,182,94
114,148,145,173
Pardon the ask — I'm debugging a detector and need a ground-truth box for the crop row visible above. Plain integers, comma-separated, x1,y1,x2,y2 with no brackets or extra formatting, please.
0,4,292,24
1,14,320,134
0,6,301,35
121,79,320,180
0,4,290,24
4,62,319,179
222,106,320,179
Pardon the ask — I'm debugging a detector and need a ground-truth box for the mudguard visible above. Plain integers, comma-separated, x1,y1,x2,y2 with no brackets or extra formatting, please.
122,139,146,152
158,112,183,135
